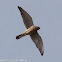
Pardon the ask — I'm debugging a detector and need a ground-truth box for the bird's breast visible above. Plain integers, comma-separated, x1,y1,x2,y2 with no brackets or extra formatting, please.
25,25,37,35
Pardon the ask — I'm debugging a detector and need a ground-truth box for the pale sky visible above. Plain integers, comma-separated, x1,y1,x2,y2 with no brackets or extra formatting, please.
0,0,62,62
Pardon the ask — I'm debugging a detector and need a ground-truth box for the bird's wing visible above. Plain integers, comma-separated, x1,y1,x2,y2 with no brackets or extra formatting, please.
30,32,44,55
18,6,34,29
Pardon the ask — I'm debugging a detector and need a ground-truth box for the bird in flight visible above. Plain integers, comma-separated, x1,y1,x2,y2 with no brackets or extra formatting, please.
16,6,44,55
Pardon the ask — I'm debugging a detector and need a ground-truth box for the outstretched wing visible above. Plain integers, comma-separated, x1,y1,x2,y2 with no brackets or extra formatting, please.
30,32,44,55
18,6,34,29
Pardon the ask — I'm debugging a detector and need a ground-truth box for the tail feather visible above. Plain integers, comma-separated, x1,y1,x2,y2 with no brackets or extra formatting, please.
16,33,26,39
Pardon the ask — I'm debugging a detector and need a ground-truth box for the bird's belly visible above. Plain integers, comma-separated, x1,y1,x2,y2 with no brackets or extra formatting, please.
25,25,36,35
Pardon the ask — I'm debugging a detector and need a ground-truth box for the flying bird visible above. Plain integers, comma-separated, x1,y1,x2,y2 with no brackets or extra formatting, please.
16,6,44,55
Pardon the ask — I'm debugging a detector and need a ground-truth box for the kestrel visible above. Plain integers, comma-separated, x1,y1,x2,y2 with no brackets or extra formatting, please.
16,6,44,55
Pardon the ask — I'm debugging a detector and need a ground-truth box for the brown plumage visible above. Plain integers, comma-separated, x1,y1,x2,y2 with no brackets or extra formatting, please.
16,6,44,55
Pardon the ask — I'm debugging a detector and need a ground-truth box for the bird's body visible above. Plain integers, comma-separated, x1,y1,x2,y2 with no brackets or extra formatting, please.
16,25,40,39
16,6,44,55
24,25,36,35
25,25,40,34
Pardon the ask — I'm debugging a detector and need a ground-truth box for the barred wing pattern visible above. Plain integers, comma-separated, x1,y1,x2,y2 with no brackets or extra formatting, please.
18,6,34,29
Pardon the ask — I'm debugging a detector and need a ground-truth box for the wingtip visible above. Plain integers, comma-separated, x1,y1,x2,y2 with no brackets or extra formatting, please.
18,6,20,10
18,6,22,11
39,47,44,56
41,53,44,56
18,6,19,9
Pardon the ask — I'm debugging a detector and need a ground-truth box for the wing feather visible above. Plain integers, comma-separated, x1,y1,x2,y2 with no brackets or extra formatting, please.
18,6,34,29
30,32,44,55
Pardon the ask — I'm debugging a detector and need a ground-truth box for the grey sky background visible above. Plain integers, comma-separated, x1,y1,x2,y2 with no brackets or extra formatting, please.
0,0,62,62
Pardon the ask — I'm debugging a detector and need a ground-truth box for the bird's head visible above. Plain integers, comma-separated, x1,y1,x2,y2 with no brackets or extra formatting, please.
36,26,40,30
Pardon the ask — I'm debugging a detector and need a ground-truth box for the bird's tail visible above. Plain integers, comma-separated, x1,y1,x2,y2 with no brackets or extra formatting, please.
16,33,26,39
